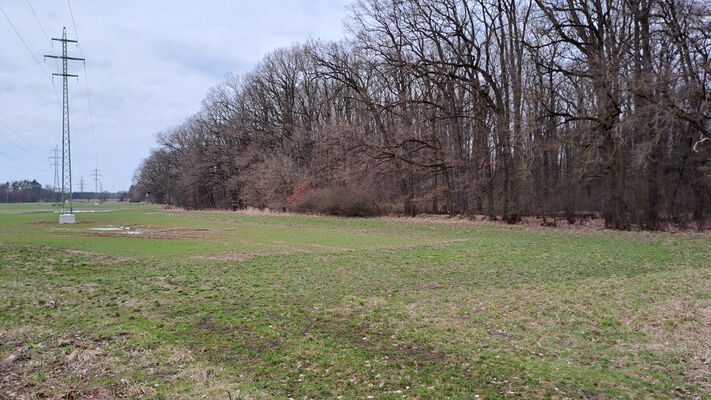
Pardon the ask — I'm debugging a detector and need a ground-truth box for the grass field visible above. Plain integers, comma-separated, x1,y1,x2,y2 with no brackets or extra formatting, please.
1,202,710,399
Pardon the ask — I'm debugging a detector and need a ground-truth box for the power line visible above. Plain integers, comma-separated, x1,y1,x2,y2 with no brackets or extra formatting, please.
0,125,38,152
66,0,80,45
0,125,47,165
66,0,98,167
0,5,49,76
0,112,52,168
0,161,21,171
0,111,45,154
26,0,50,42
0,161,44,175
0,4,54,168
0,149,46,172
0,4,61,106
0,130,34,155
25,0,61,75
0,140,48,172
81,65,98,166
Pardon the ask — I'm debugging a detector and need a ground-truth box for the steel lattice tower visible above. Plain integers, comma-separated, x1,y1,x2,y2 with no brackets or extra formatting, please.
45,27,84,213
49,145,60,201
91,168,102,194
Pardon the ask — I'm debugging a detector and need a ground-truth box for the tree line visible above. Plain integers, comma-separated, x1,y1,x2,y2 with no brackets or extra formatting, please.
0,180,48,203
0,180,127,203
132,0,711,229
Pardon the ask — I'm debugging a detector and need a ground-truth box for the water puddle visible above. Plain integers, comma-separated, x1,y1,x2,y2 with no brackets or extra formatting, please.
89,226,143,235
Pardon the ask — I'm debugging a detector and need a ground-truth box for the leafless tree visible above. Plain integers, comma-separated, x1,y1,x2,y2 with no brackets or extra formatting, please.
133,0,710,229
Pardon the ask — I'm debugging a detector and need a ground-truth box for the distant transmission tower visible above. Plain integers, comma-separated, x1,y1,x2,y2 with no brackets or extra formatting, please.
91,167,101,194
45,27,84,213
49,145,60,201
79,176,85,193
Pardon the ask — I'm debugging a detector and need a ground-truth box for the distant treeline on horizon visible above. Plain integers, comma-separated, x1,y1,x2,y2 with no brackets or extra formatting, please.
1,180,127,203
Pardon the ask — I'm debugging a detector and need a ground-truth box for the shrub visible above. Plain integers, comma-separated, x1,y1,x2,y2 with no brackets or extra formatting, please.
290,185,380,217
287,181,312,206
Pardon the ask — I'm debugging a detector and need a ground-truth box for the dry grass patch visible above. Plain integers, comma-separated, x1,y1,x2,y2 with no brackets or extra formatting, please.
193,249,298,261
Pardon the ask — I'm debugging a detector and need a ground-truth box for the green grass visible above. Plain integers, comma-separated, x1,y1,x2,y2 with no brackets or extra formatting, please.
1,202,710,399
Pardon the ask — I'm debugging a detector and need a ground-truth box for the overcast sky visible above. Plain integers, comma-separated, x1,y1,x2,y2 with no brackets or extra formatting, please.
0,0,350,191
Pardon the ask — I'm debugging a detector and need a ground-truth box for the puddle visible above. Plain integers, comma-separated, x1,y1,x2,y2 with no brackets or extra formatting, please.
90,226,142,235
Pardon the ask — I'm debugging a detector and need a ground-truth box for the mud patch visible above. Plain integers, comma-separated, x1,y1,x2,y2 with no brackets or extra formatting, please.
141,227,213,240
80,225,217,240
0,348,28,395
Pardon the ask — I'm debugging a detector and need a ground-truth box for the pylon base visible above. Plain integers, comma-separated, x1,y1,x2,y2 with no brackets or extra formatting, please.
59,214,75,224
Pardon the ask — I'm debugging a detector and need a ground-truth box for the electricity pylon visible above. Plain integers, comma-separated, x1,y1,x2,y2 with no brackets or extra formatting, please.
45,27,84,213
49,145,60,201
79,176,85,193
91,167,102,194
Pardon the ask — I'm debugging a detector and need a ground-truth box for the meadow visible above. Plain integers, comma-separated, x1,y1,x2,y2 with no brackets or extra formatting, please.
1,202,710,399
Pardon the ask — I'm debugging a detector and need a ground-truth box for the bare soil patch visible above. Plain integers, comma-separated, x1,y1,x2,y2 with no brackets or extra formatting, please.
0,348,27,395
57,223,223,242
25,220,56,225
80,225,219,241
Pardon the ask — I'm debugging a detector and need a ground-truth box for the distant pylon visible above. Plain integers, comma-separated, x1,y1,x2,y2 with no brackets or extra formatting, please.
49,145,60,201
79,176,85,193
91,167,102,194
45,27,84,213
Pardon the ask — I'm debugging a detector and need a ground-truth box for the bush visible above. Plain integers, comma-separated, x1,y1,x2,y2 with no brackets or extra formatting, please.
290,185,380,217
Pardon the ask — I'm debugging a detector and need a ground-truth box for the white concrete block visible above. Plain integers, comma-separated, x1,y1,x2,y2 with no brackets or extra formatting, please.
59,214,76,224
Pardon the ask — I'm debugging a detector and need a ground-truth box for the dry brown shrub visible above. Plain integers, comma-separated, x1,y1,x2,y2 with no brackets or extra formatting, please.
290,185,381,217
